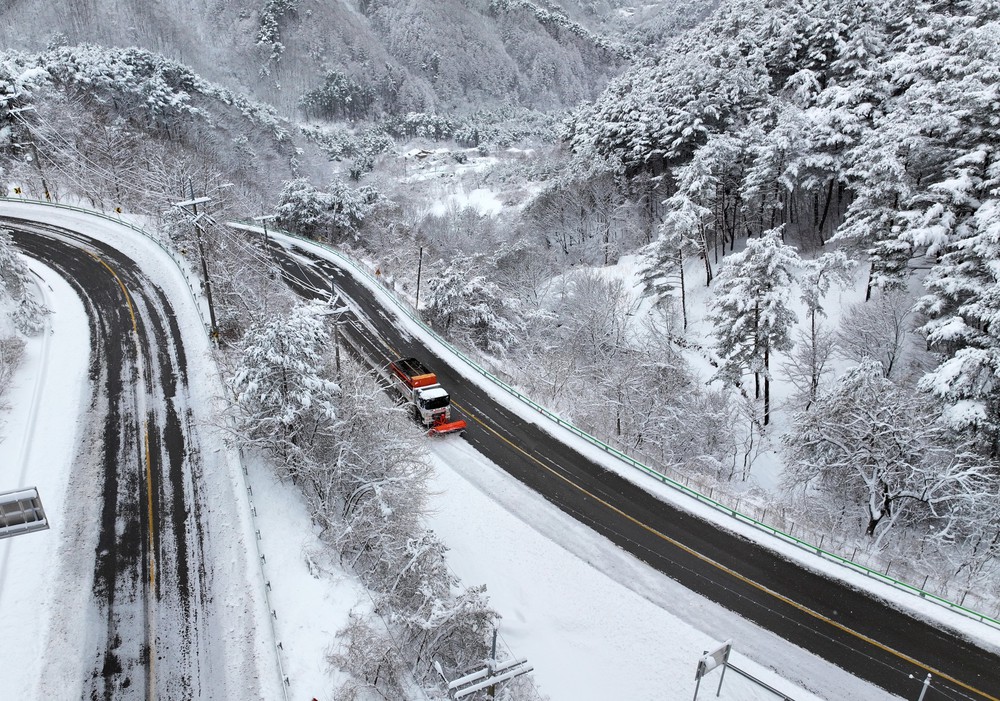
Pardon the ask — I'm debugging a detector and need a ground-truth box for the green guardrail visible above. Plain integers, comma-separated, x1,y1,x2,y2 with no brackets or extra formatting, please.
253,221,1000,633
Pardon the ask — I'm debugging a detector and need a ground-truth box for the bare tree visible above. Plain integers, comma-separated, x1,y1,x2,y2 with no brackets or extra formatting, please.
782,359,994,544
329,615,407,701
792,251,855,408
836,289,913,378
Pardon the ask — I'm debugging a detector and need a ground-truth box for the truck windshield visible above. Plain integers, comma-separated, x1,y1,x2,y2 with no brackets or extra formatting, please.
420,395,451,411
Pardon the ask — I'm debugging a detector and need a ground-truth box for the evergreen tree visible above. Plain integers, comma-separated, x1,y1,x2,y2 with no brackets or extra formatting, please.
709,228,799,424
918,194,1000,454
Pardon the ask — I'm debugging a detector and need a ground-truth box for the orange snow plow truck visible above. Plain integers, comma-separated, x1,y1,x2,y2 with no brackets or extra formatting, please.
389,357,467,435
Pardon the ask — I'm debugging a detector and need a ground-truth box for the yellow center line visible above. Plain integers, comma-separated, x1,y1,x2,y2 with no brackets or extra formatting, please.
454,403,999,701
89,250,156,698
88,251,138,333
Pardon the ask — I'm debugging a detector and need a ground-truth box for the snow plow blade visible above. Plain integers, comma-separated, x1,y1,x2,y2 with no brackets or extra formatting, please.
428,419,467,436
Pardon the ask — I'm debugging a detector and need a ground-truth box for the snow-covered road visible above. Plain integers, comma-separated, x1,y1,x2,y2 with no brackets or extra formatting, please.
2,200,996,701
0,202,280,700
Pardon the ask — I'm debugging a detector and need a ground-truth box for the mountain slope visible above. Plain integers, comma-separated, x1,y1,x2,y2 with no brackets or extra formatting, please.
0,0,688,115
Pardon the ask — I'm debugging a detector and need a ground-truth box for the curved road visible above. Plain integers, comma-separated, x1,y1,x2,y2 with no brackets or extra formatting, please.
268,235,1000,701
6,219,214,700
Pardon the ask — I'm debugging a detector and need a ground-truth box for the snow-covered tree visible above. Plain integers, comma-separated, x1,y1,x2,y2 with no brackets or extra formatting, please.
644,152,717,297
273,178,380,243
569,28,770,175
640,225,691,328
917,194,1000,451
313,358,501,695
709,228,799,424
1,62,42,152
326,180,380,241
787,250,855,407
836,289,914,379
783,358,993,542
423,251,524,355
0,228,47,335
328,615,407,701
227,301,338,478
273,178,331,238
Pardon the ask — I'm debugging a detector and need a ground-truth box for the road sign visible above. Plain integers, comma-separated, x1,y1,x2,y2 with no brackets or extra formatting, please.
693,639,732,700
0,487,49,539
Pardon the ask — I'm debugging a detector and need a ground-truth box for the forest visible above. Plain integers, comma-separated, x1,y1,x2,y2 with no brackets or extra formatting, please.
2,0,1000,698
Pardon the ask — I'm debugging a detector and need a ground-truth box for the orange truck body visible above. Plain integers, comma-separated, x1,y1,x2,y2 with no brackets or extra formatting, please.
390,357,439,389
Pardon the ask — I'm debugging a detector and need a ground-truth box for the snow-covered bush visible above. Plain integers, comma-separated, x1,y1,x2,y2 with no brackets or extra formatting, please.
0,335,25,401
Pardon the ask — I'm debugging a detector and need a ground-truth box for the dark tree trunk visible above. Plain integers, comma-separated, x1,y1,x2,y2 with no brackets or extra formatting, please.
816,178,835,246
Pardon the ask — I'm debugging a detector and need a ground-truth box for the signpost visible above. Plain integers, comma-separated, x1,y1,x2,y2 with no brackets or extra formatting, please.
693,639,732,701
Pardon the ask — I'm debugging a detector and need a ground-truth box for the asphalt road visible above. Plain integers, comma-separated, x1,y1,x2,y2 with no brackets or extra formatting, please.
6,219,211,701
268,235,1000,701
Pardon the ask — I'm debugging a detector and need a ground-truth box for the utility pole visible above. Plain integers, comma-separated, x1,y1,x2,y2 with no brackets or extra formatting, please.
174,186,218,342
253,213,276,247
415,245,424,312
434,627,532,700
334,316,341,376
28,140,50,202
488,627,498,699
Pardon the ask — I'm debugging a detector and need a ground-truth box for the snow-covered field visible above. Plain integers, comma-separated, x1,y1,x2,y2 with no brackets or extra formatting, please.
2,200,995,700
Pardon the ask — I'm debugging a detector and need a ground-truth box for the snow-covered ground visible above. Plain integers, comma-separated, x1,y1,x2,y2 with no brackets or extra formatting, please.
0,255,90,692
1,200,994,701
